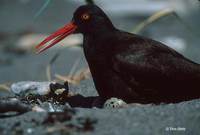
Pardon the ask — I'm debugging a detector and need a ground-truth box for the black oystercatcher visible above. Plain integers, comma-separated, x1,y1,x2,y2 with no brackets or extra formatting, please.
36,5,200,104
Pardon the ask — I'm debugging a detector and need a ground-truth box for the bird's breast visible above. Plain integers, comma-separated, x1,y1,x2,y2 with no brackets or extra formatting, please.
83,40,110,73
83,39,108,61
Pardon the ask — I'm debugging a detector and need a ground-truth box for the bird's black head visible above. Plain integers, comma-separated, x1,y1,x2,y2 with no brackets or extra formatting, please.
36,4,115,53
73,4,115,34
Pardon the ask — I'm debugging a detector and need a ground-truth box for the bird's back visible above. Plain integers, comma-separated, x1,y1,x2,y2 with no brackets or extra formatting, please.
83,26,200,103
106,30,200,103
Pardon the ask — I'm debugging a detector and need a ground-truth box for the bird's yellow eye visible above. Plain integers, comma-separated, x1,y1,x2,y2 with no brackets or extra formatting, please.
81,13,90,20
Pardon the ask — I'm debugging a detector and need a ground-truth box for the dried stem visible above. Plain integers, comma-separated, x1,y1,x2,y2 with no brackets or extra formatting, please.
55,67,90,85
68,55,82,76
46,53,60,81
132,8,174,34
0,84,10,91
46,64,52,81
34,0,52,19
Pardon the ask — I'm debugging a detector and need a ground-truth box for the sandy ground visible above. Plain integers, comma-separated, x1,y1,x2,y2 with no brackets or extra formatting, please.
0,0,200,135
0,80,200,135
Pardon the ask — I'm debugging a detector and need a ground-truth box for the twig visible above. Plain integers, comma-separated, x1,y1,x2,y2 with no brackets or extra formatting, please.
132,8,174,34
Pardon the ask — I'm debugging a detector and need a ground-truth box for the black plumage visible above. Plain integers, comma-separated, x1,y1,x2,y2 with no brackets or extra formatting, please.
37,5,200,104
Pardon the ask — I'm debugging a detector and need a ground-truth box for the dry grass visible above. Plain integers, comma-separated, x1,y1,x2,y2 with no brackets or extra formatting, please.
55,67,90,85
133,8,174,34
0,83,10,91
45,53,60,81
46,64,52,81
45,53,91,85
34,0,52,19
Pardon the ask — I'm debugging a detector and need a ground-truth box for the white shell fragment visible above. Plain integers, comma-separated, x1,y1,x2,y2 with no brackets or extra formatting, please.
10,81,53,96
54,88,66,95
103,97,127,109
32,106,46,112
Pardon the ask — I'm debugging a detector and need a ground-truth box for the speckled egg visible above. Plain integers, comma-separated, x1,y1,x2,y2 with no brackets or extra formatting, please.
103,97,127,109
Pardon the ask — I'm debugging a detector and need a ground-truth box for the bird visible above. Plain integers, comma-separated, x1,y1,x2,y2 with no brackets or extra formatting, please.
36,4,200,104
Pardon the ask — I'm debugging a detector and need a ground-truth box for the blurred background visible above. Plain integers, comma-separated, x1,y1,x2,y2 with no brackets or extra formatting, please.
0,0,199,86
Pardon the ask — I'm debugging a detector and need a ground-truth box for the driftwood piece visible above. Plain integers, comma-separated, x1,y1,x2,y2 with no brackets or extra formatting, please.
0,99,31,113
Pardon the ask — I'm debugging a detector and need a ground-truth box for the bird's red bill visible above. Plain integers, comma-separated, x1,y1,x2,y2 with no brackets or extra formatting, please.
36,22,77,53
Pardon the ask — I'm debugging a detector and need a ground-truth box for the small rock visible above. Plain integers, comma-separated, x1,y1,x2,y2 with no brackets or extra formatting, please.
26,128,34,134
11,81,52,96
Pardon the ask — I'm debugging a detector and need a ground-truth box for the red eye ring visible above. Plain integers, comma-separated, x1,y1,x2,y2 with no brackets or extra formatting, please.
81,13,90,20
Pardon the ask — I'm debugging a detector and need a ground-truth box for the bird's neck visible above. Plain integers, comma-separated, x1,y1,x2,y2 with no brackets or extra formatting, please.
84,26,116,38
83,28,115,49
83,28,119,64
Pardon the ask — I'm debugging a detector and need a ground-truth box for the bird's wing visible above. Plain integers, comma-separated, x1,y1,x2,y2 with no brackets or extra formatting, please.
110,33,200,95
